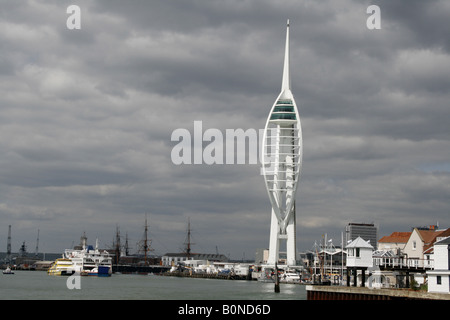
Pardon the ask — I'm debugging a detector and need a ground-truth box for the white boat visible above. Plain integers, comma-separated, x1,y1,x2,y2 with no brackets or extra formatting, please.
64,237,112,277
280,271,301,283
2,266,14,274
48,235,112,277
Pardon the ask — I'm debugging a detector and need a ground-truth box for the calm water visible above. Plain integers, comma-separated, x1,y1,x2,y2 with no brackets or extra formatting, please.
0,271,307,300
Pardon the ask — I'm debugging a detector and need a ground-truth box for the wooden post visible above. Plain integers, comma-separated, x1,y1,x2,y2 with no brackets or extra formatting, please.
274,263,280,293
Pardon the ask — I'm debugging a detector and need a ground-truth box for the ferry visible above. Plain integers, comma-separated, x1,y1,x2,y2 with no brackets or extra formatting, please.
48,235,112,277
63,237,112,277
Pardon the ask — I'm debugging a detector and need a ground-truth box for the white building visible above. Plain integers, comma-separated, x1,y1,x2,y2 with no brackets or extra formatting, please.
378,231,411,251
346,237,373,287
427,237,450,294
346,237,373,268
161,253,228,267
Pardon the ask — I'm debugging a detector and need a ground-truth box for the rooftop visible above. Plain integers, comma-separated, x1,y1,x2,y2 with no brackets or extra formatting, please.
346,236,373,249
379,232,411,244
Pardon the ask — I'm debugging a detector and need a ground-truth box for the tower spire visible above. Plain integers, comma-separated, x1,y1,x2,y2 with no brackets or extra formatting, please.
281,19,290,92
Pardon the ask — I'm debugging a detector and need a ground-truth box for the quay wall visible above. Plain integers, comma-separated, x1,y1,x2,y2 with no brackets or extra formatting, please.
306,285,450,300
161,271,251,281
112,265,169,274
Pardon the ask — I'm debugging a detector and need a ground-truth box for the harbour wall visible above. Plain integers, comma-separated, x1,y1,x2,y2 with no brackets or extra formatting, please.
112,265,170,274
161,270,252,281
306,285,450,300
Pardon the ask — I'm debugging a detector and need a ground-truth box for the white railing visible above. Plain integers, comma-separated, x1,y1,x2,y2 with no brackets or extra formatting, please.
373,257,434,269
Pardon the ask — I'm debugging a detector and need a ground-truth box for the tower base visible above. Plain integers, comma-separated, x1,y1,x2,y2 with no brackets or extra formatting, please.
266,209,297,266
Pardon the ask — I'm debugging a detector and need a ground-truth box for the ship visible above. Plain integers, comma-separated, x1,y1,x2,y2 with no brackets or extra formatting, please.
48,234,112,277
64,234,112,277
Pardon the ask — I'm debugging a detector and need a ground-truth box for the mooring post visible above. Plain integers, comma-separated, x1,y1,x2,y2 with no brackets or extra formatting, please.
274,263,280,293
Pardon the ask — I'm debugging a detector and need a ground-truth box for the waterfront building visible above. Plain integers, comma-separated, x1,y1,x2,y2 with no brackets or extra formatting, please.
346,237,373,269
262,20,302,267
346,237,373,287
403,227,450,268
255,248,269,264
161,252,228,267
378,231,411,251
345,223,377,247
427,237,450,294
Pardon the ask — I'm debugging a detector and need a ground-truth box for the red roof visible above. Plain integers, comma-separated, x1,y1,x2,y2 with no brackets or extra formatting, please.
378,232,411,244
420,228,450,252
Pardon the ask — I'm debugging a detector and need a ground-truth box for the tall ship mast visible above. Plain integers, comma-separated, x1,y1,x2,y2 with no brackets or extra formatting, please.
137,215,154,265
184,218,195,259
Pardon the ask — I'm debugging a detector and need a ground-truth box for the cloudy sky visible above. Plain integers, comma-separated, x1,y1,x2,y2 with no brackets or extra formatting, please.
1,0,449,259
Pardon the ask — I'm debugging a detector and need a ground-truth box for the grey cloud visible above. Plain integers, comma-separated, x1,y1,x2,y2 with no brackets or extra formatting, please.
1,0,449,257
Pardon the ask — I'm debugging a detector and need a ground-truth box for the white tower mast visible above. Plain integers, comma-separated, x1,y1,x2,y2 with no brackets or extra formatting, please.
262,20,302,267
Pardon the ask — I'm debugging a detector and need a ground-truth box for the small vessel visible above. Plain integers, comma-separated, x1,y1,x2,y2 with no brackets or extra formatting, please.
47,259,75,276
280,271,301,283
2,266,14,274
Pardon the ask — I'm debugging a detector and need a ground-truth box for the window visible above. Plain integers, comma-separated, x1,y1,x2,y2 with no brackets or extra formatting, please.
277,99,292,105
274,106,294,112
356,248,360,258
437,276,442,285
270,113,296,120
413,241,416,250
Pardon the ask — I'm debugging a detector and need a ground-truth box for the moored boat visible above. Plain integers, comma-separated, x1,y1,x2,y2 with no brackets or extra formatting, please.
2,266,14,274
280,271,301,283
64,235,112,277
48,234,112,277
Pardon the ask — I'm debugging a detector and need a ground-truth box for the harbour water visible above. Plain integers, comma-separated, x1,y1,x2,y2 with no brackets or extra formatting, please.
0,271,307,300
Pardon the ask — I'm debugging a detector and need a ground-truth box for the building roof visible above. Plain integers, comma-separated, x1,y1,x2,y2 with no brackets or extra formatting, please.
378,232,411,244
346,236,373,249
435,236,450,246
417,229,440,244
421,228,450,252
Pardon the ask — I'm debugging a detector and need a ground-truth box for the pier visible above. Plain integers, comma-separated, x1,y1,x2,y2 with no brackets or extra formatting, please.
306,285,450,300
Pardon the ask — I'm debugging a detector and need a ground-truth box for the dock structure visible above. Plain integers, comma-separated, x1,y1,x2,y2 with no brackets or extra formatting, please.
161,271,251,281
306,285,450,300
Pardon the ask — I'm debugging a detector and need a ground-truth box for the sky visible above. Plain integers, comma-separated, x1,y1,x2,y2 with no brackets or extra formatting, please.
1,0,450,260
